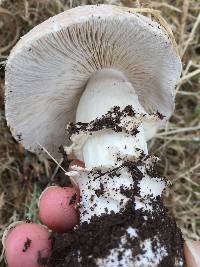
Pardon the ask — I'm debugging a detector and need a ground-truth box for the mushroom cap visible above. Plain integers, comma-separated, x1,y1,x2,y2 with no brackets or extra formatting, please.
5,5,182,158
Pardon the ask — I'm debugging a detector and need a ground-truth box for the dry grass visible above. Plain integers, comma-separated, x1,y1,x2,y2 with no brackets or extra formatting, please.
0,0,200,265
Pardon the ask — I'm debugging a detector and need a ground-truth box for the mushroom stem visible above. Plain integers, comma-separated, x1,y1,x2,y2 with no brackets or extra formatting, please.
66,69,166,223
76,68,152,169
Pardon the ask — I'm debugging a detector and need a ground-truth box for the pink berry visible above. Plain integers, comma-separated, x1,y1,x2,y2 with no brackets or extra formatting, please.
39,186,79,233
4,222,51,267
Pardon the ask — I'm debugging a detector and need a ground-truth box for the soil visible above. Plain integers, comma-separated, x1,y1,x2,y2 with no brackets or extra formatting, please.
45,157,185,267
47,201,185,267
22,237,32,252
67,105,163,137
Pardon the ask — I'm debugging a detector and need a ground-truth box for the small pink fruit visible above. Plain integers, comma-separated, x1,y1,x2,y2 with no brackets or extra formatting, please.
39,186,79,233
3,222,51,267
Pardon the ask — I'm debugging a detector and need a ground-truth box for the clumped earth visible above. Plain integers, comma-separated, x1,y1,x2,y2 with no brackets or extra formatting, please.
49,203,185,267
0,0,200,266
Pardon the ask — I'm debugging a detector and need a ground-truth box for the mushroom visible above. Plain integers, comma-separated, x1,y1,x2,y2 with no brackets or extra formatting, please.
5,5,184,267
5,5,181,160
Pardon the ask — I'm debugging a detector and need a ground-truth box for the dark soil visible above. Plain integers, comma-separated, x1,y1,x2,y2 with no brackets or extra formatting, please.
67,105,163,137
48,202,185,267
